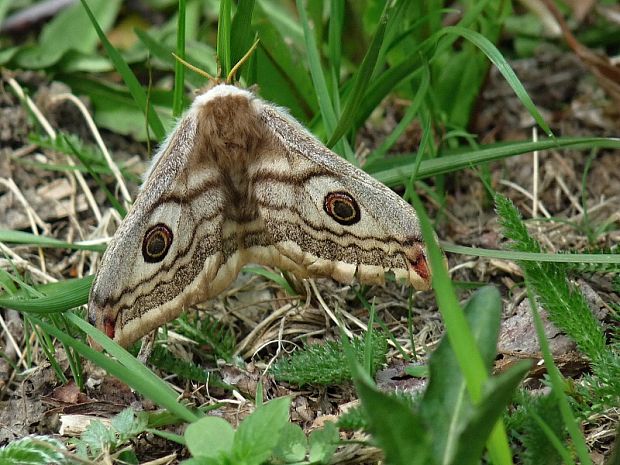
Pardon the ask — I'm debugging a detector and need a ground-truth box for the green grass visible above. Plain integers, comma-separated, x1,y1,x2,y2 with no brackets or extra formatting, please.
0,1,618,464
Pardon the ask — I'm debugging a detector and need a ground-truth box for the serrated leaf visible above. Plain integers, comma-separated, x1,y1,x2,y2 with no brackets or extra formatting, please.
80,419,113,454
111,408,136,435
0,436,67,465
111,408,147,439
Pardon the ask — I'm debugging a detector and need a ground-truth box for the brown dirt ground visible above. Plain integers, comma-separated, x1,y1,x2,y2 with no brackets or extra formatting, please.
0,45,618,463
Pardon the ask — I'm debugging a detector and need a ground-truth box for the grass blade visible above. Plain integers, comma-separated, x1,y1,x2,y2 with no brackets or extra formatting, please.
442,243,620,264
0,276,94,313
326,0,391,148
295,0,336,130
173,0,186,117
368,62,431,166
441,26,553,137
79,0,165,140
526,290,594,465
231,0,256,68
35,313,200,424
327,0,344,95
371,137,620,187
217,0,232,77
410,191,513,464
295,0,353,161
243,266,298,296
0,230,106,252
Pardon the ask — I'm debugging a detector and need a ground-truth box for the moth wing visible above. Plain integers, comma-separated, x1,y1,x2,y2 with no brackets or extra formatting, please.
88,110,231,347
251,105,431,290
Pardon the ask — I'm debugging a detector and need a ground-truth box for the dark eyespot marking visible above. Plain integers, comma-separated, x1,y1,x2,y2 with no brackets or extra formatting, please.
142,224,173,263
323,191,361,225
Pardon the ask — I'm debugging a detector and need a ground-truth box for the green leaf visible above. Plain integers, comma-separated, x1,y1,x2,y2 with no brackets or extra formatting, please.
185,417,235,459
0,436,67,465
273,422,307,463
58,49,116,73
92,95,171,140
173,0,187,117
367,62,430,164
217,0,232,77
0,268,18,295
295,0,336,130
0,45,18,65
117,449,139,465
295,0,353,161
451,361,531,465
111,408,136,435
308,421,339,464
441,26,553,137
64,75,174,141
411,191,513,464
111,408,147,438
55,313,200,424
256,0,304,46
253,21,316,119
230,0,256,68
434,45,488,128
442,243,620,265
0,0,10,25
352,362,433,465
14,0,121,69
497,194,600,465
232,397,291,465
420,286,502,463
404,364,428,377
134,28,214,89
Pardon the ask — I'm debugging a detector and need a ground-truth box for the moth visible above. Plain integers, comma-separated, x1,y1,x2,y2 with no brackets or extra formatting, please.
88,83,432,348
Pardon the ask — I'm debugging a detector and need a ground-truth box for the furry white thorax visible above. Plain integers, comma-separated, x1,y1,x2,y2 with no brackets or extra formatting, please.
142,85,260,184
192,84,255,107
